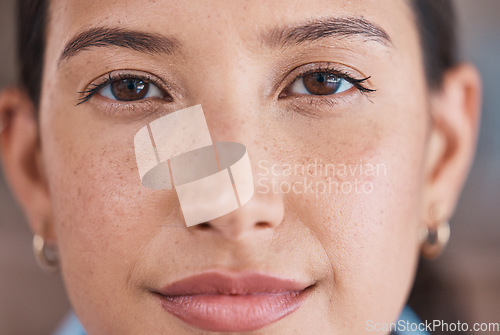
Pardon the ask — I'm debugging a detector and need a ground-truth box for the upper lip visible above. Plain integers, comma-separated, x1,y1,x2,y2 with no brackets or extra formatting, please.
156,271,311,296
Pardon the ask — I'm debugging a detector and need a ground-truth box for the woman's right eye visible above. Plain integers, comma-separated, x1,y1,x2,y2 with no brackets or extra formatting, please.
98,78,165,101
78,73,173,106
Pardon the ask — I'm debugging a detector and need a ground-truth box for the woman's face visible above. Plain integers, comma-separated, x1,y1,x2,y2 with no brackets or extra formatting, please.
36,0,431,333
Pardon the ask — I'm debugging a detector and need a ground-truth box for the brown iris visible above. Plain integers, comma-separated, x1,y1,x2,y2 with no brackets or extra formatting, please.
110,79,149,101
302,73,343,95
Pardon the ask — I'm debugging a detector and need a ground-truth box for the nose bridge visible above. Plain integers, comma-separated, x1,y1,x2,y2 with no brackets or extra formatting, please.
192,41,261,141
198,78,266,185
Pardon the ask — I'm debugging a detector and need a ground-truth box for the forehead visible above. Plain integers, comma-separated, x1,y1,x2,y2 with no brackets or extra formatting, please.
47,0,415,57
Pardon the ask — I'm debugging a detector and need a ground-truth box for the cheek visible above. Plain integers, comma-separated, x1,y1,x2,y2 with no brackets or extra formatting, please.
278,101,427,325
41,110,182,309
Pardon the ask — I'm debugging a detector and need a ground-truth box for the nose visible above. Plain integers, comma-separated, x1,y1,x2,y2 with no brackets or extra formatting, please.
183,76,285,240
195,189,285,241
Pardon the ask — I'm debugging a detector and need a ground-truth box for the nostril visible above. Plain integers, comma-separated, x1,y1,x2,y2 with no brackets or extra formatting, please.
255,221,270,228
198,222,211,229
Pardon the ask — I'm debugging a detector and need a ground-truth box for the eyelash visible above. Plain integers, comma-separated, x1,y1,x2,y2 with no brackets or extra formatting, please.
76,73,168,106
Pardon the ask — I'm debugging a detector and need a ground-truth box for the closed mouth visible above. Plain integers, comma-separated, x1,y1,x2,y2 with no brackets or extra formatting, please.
154,271,314,332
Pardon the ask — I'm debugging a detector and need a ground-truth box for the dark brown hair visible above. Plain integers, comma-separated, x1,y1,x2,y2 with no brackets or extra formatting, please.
17,0,48,110
412,0,458,88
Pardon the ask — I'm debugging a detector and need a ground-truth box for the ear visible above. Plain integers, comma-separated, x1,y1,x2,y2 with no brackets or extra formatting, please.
0,88,55,242
422,63,482,226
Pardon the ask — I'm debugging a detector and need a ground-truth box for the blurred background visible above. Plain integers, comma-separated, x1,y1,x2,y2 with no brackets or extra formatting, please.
0,0,499,334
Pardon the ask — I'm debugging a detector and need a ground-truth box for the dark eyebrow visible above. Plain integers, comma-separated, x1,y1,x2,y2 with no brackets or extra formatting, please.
263,17,392,48
58,27,181,64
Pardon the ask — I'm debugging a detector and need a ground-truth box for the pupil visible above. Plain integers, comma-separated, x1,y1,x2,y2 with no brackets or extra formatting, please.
316,74,326,83
127,80,145,93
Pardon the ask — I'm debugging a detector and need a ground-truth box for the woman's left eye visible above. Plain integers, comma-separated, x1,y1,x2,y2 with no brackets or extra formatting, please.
288,72,354,96
98,78,164,101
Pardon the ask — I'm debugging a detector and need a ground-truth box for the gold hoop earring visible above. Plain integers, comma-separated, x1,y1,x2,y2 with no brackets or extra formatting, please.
33,225,59,273
420,218,451,260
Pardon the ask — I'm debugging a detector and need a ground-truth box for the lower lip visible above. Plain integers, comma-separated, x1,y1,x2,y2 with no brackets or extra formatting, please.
157,289,309,332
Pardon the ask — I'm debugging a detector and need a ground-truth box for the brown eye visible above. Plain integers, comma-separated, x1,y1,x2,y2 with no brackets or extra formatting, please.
110,79,149,101
97,77,166,102
303,73,342,95
287,72,354,96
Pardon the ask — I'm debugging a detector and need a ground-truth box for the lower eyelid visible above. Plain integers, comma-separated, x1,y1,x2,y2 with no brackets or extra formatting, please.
281,84,365,112
93,98,167,120
284,98,351,118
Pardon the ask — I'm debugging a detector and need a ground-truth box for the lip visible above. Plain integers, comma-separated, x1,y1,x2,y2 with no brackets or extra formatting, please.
154,271,312,332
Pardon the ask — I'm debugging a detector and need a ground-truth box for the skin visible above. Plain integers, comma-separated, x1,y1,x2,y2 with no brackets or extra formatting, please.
0,0,481,334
